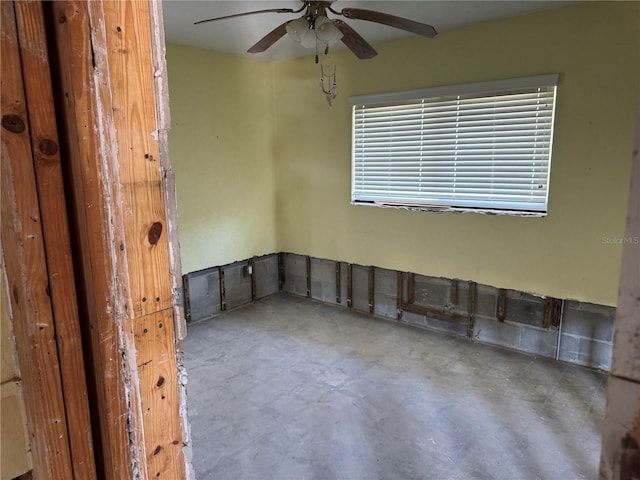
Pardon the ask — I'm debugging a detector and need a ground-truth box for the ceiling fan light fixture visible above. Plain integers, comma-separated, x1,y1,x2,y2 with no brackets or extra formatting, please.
300,27,317,48
285,17,310,43
315,15,343,44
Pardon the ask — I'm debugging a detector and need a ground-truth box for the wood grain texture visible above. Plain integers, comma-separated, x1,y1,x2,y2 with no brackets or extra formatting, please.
102,0,173,319
43,1,184,477
48,1,135,477
100,1,186,477
13,3,97,478
134,310,185,479
1,2,74,477
145,0,186,340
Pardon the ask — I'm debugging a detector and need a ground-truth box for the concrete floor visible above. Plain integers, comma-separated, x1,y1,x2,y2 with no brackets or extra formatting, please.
185,294,606,480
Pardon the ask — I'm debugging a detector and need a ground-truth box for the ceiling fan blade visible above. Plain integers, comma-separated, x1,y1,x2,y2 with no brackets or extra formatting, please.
333,20,377,59
194,8,298,26
338,8,437,38
247,21,289,53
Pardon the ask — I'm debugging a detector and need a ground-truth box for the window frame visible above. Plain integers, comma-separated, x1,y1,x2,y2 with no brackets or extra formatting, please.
349,74,559,217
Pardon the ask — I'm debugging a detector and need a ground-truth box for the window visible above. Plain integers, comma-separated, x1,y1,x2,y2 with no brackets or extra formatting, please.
350,75,558,215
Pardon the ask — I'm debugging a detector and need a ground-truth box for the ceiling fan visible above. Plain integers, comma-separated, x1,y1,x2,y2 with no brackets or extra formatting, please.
194,1,438,60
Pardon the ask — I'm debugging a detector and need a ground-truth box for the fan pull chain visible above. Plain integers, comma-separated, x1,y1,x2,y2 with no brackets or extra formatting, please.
319,56,338,107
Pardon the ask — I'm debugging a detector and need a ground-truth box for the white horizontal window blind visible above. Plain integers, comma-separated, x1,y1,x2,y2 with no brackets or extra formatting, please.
350,75,558,214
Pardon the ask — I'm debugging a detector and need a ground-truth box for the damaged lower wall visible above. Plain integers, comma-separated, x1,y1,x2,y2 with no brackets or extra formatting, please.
184,255,279,322
184,253,615,371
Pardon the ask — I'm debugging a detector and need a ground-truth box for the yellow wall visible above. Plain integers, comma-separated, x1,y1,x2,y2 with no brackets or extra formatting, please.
272,2,640,306
167,2,639,306
166,45,278,272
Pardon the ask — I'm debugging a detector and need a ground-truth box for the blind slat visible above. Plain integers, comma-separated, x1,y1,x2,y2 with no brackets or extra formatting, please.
351,77,557,213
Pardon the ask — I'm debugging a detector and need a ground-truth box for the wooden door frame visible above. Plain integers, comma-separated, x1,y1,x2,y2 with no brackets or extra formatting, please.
2,1,189,478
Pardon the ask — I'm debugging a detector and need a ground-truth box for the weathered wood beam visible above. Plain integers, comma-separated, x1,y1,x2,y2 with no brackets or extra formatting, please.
100,1,186,475
543,297,562,329
48,1,187,477
1,2,74,476
48,2,138,475
401,302,468,324
13,2,97,478
147,0,186,342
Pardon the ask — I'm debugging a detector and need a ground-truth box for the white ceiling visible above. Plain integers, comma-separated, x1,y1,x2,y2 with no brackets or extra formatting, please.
162,0,579,62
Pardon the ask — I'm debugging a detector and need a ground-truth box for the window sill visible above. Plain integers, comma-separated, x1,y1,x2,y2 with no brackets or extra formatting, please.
351,200,548,217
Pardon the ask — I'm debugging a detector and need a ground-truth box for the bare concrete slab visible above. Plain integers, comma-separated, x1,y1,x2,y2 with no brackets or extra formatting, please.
185,294,606,480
